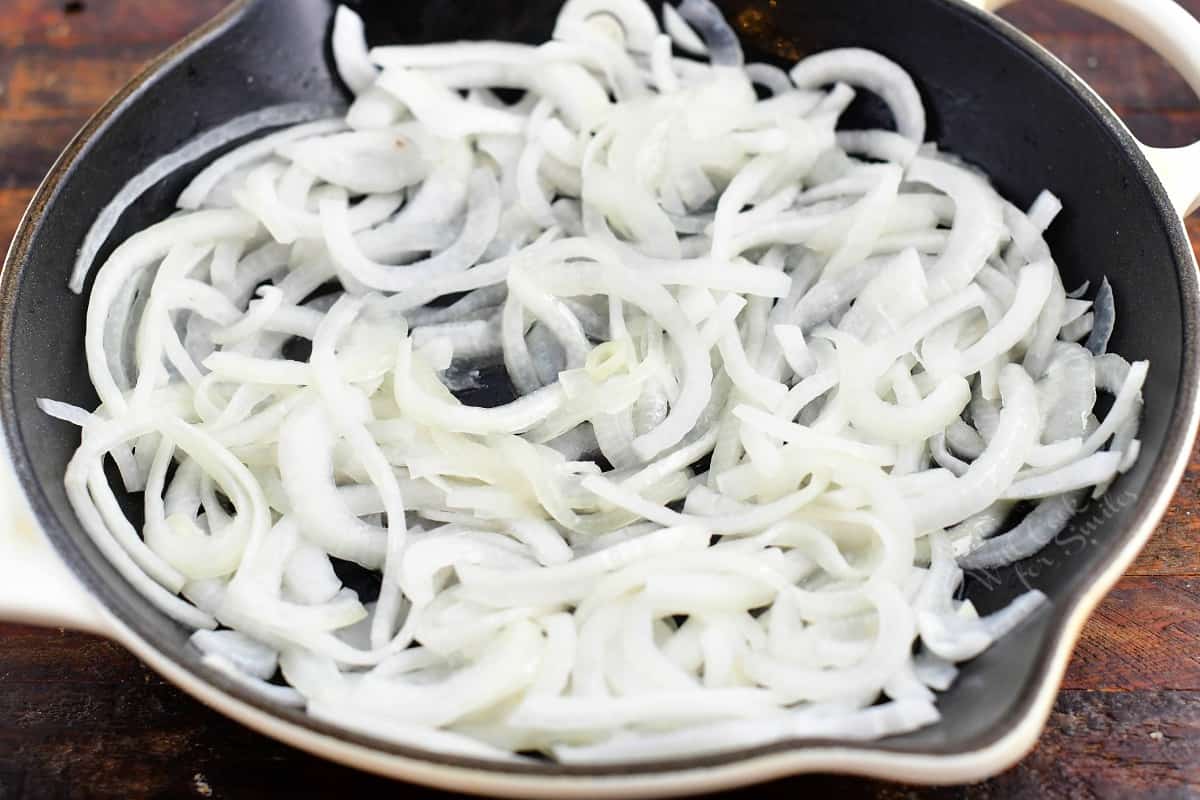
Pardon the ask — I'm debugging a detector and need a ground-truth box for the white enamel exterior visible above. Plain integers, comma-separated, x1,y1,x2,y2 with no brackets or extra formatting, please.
0,438,109,634
1,0,1199,796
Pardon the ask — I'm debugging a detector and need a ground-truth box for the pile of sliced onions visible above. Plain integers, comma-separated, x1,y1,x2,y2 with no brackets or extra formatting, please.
47,0,1147,763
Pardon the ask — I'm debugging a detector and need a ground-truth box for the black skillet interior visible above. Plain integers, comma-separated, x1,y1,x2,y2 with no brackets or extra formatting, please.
1,0,1194,776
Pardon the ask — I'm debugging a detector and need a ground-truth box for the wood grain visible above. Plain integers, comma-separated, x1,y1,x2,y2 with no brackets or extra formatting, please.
0,0,227,51
1130,451,1200,576
2,53,148,117
1062,578,1200,691
0,1,1199,798
0,190,34,256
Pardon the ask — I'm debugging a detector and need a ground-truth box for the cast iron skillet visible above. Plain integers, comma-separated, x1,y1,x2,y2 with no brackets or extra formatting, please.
1,0,1199,795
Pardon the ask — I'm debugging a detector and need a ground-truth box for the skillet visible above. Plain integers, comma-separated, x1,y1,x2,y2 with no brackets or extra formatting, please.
1,0,1199,795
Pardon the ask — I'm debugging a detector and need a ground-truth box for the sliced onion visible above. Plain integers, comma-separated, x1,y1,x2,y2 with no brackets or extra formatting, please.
959,491,1084,569
676,0,743,67
790,49,925,142
52,0,1148,762
662,2,707,55
178,118,348,211
332,6,378,94
1085,277,1115,355
73,104,338,293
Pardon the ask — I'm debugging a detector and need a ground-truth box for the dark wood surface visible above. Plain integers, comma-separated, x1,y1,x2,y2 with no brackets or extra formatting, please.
1,1,1199,797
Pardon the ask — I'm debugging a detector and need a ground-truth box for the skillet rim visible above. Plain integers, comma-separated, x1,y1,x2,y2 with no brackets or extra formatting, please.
1,0,1198,792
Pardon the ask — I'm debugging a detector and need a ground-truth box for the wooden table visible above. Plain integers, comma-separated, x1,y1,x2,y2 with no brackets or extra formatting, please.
1,1,1198,797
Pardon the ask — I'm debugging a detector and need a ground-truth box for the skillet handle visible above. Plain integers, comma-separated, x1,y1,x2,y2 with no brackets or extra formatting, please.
967,0,1200,218
0,441,112,635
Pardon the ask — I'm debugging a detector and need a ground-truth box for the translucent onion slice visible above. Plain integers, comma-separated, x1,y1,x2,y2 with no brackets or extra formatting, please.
332,6,378,94
790,49,925,142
